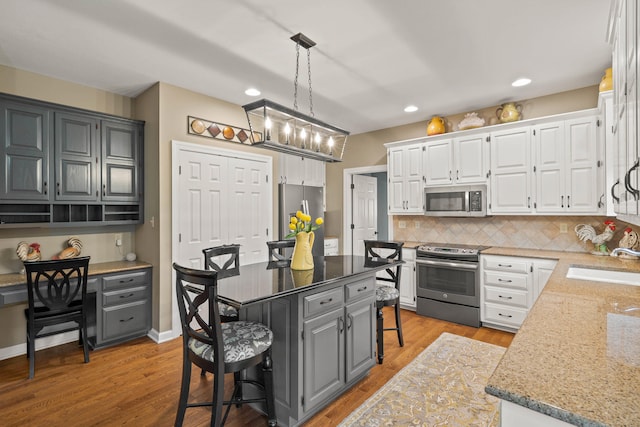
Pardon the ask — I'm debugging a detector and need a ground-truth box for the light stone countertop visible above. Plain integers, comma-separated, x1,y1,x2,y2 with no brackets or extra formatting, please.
0,260,152,288
483,247,640,426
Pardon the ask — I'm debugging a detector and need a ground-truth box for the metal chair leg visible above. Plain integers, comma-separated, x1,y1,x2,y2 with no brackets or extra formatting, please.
376,304,384,364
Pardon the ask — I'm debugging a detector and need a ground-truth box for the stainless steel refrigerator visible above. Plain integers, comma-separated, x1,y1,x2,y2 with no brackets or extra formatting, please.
279,183,324,257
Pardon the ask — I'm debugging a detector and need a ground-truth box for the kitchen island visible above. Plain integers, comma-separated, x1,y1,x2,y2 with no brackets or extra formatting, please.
216,255,402,427
483,248,640,427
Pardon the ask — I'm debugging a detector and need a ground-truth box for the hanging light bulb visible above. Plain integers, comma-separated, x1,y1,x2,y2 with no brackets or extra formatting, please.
315,132,321,151
328,136,334,155
265,117,272,140
300,128,307,149
284,122,291,144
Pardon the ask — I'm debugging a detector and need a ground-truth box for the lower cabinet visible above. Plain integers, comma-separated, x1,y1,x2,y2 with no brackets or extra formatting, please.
399,248,416,310
96,268,152,347
480,255,556,332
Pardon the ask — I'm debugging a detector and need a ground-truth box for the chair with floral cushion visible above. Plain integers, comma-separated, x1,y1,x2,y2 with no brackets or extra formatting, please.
266,239,294,267
364,240,404,364
173,263,276,427
203,245,241,323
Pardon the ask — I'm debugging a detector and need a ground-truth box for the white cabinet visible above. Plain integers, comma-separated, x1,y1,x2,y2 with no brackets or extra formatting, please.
489,127,533,214
489,114,602,216
609,0,640,220
279,154,325,187
399,248,416,310
534,118,600,213
424,135,487,186
387,144,423,213
481,254,557,331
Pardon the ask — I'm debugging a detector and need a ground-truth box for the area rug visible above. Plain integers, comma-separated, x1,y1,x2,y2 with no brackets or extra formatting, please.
338,333,506,427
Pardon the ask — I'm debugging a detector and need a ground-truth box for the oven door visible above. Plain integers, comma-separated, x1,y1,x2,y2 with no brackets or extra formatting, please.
415,258,479,307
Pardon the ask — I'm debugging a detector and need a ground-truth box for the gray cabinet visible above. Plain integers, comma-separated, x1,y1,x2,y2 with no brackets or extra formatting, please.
96,268,151,347
55,111,99,201
0,93,144,226
0,99,51,201
345,296,375,381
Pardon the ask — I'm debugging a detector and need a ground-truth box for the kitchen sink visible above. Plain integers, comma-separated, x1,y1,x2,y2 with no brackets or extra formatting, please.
566,267,640,287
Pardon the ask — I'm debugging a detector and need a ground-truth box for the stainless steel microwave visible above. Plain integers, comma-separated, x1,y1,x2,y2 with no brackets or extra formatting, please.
424,185,487,217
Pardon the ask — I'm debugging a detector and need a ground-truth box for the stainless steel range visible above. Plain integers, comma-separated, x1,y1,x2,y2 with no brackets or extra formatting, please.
415,243,488,327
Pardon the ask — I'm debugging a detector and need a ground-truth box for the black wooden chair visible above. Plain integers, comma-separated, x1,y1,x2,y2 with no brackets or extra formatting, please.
266,240,294,267
173,263,277,427
203,245,241,323
23,256,91,379
364,240,404,364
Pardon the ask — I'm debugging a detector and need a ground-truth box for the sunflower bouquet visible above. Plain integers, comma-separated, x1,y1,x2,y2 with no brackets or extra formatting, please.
285,210,323,238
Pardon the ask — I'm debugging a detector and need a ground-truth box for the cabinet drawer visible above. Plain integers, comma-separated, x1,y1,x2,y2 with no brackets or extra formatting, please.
484,286,528,308
345,278,375,303
303,287,344,318
483,257,529,273
101,300,149,342
103,270,149,291
484,271,529,290
103,285,148,307
483,303,527,328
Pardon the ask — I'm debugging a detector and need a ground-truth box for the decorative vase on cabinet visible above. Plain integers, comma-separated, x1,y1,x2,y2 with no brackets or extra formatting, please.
427,116,446,136
599,67,613,92
291,231,315,270
496,103,522,123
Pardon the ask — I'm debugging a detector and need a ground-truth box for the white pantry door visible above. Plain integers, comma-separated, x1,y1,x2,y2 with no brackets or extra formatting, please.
174,146,271,269
351,174,378,256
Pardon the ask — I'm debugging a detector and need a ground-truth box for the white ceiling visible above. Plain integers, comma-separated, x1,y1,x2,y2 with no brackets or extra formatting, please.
0,0,613,134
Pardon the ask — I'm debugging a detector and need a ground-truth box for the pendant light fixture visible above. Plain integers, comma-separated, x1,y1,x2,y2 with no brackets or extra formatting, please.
243,33,349,162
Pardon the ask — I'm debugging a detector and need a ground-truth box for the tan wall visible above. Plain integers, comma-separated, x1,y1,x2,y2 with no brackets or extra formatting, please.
142,82,280,334
0,66,138,348
324,85,601,246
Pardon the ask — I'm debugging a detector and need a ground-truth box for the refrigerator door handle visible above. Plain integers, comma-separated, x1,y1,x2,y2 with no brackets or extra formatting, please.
302,199,310,215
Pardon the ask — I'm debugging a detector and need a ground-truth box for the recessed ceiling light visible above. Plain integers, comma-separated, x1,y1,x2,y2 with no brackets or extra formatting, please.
404,105,418,113
245,87,261,96
512,78,531,87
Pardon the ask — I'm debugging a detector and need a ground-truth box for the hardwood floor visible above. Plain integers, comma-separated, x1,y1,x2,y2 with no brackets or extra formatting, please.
0,308,513,427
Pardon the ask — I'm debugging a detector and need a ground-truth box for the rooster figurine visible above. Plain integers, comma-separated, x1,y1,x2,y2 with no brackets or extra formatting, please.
16,241,41,262
616,227,640,259
52,236,83,260
574,220,616,255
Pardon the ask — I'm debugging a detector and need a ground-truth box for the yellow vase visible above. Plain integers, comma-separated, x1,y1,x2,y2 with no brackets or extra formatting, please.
427,116,446,136
599,67,613,92
496,102,522,123
291,231,315,270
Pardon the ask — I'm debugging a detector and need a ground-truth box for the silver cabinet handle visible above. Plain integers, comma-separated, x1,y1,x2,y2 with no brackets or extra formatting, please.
498,263,512,268
498,295,513,300
498,313,513,318
498,278,513,283
561,195,564,208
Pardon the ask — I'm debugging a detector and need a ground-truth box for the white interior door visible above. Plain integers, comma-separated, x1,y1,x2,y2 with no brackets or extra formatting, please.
352,174,378,255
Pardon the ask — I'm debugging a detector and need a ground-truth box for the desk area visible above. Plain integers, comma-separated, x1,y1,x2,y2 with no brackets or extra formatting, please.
215,255,402,427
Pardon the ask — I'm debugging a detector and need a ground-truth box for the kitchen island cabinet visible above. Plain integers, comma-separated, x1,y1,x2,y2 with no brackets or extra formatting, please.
216,255,401,427
482,247,640,426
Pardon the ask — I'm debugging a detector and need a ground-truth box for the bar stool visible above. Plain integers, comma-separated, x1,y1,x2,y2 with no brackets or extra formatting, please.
364,240,404,364
203,244,241,323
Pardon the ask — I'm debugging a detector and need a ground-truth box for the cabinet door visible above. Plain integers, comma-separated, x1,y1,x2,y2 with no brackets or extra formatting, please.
490,128,532,213
454,134,486,184
101,120,140,201
534,121,565,213
0,100,51,200
405,144,424,212
280,154,303,185
399,261,416,308
345,298,375,382
565,117,599,213
424,139,452,186
303,157,325,187
533,259,557,301
387,148,406,212
55,112,99,201
303,307,344,412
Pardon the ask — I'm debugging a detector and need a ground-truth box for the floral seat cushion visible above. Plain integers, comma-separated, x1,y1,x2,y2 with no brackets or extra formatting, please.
188,321,273,364
218,301,238,318
375,285,399,302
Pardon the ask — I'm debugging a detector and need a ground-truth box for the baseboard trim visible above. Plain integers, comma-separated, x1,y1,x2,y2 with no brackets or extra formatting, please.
0,331,79,361
147,328,179,344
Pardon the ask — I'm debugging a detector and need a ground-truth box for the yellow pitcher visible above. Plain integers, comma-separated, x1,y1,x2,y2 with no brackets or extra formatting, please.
427,116,446,136
291,231,315,270
496,103,522,123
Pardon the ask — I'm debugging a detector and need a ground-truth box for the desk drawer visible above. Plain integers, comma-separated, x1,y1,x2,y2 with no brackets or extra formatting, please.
483,257,530,274
303,287,344,319
484,286,528,308
103,286,148,307
103,271,149,291
101,300,149,342
345,278,375,303
483,303,527,328
483,271,529,290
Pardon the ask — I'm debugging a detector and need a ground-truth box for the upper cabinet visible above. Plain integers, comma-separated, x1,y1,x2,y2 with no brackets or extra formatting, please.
424,134,487,186
0,94,144,227
609,0,640,221
0,100,51,201
279,154,325,188
388,143,423,214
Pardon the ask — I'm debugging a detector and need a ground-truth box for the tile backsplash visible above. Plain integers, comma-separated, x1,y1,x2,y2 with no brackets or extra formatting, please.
393,215,633,252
